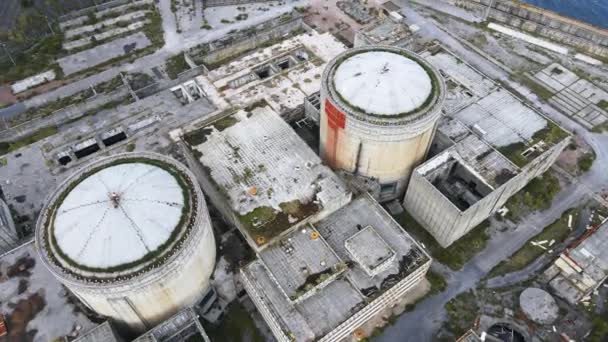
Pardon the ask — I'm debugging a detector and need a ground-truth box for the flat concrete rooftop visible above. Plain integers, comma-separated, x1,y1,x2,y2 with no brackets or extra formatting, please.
356,19,412,46
415,47,570,182
190,106,350,248
204,31,347,114
421,48,568,163
241,195,430,341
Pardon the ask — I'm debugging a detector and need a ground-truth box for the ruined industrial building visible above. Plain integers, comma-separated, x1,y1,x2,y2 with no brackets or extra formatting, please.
241,195,430,341
404,46,570,247
544,219,608,305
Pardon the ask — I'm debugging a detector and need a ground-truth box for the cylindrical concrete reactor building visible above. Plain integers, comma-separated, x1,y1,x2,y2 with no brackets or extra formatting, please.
320,46,445,200
35,153,216,334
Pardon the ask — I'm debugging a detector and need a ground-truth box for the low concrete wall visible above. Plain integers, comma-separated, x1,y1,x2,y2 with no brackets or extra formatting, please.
203,0,273,8
189,13,305,67
454,0,608,58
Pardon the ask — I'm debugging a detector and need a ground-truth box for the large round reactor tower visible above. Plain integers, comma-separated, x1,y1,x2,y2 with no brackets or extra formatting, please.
35,153,216,334
320,46,445,200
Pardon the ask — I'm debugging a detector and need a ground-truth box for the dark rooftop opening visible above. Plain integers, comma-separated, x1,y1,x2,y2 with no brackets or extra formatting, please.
57,155,72,166
102,132,127,147
427,158,492,211
74,143,100,159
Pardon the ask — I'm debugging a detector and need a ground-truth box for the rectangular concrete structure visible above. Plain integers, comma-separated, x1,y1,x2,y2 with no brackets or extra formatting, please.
187,106,351,251
404,47,570,248
241,195,431,342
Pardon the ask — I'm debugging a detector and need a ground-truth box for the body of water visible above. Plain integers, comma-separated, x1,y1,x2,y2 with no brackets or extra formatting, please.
520,0,608,29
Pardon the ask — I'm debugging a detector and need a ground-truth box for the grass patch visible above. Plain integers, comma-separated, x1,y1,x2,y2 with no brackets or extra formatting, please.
504,171,561,222
202,302,265,342
578,151,596,173
0,34,64,84
488,208,577,278
427,270,447,295
499,121,568,167
184,127,213,146
392,210,490,271
592,121,608,133
213,116,238,131
597,100,608,111
586,312,608,342
444,290,480,337
514,73,554,100
0,126,58,155
142,8,165,48
165,53,190,80
239,200,319,247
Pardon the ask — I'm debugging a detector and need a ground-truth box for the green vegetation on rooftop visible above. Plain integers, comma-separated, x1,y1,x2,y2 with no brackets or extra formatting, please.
513,73,554,101
213,115,238,131
499,121,568,167
239,200,319,247
488,208,578,278
392,209,490,271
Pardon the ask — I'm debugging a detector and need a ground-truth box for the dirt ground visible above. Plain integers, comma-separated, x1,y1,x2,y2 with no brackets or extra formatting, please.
2,292,46,342
556,134,594,176
0,87,16,106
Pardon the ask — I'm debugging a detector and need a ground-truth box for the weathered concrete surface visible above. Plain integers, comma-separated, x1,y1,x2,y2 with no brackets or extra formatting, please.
455,0,608,58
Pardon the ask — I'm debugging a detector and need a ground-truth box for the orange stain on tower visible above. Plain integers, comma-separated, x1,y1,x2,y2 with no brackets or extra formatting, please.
324,99,345,168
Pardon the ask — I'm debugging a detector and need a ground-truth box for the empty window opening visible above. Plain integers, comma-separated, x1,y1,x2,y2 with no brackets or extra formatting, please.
74,143,100,159
255,65,273,79
102,132,127,147
380,182,397,195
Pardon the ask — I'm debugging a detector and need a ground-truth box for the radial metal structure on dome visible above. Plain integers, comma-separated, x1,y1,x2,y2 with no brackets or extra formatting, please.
320,46,445,201
35,152,216,334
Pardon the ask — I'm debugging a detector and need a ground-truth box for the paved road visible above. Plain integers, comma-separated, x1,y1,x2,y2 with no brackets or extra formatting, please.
375,2,608,341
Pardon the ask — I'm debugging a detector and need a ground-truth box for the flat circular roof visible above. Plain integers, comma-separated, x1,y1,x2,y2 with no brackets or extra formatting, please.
333,50,433,116
53,162,185,269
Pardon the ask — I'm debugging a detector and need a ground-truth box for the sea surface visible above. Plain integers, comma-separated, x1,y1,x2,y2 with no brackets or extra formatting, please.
520,0,608,29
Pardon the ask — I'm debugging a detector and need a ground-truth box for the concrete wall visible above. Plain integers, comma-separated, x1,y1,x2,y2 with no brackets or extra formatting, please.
405,138,569,247
455,0,608,57
189,14,305,67
0,199,19,254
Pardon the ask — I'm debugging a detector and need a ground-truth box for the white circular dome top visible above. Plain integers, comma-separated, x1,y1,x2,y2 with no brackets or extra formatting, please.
53,162,186,269
333,51,433,116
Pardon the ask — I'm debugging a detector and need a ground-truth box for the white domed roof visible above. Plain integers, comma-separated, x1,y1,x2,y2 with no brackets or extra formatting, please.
333,51,433,116
53,162,185,269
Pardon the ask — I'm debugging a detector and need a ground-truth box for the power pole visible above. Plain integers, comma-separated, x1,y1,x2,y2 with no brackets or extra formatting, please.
44,16,55,35
0,43,15,66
